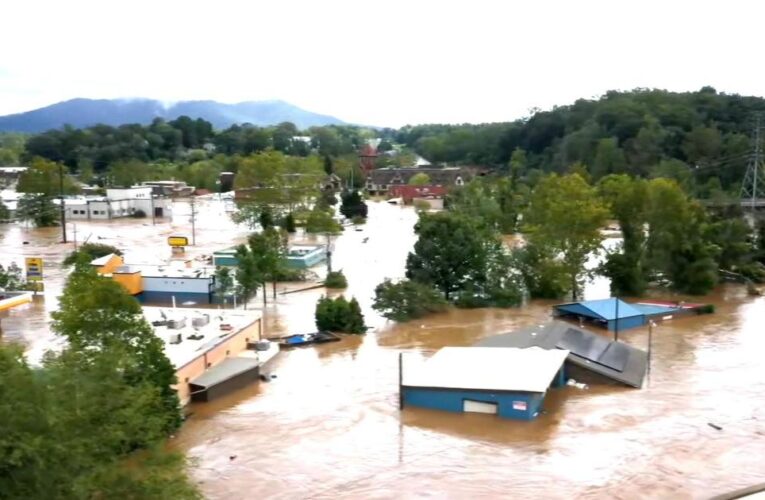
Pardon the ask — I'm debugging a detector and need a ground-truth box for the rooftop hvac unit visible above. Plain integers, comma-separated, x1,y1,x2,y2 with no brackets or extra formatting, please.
167,317,187,329
192,314,210,327
168,332,182,344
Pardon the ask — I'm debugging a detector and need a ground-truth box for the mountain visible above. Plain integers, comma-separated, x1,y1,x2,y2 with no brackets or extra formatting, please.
0,98,346,132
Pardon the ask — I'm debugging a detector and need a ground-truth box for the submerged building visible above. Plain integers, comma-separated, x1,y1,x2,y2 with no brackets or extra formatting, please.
212,244,326,269
401,346,568,420
143,306,277,405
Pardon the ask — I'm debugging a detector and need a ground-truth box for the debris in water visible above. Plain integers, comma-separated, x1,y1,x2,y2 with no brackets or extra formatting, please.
708,422,723,431
229,455,237,461
566,378,589,390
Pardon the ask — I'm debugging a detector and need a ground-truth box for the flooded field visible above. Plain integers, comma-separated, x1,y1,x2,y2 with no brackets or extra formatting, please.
2,199,764,499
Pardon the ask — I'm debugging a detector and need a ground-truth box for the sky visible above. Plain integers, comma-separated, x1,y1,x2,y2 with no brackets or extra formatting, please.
2,0,765,127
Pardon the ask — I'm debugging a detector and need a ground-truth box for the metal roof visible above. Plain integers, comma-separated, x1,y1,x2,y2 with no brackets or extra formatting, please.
474,321,647,388
189,356,259,389
556,298,644,321
402,346,568,394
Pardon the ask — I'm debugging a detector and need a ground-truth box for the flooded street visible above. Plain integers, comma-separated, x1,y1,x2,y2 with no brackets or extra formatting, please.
2,200,765,498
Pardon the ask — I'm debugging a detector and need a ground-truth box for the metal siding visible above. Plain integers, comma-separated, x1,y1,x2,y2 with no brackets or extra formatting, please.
402,388,544,420
607,315,646,332
555,303,605,320
142,276,212,294
138,291,213,304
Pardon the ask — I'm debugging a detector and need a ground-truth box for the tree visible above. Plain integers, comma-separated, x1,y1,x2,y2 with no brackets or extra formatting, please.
598,174,649,295
63,242,123,267
50,264,181,432
324,271,348,288
0,344,200,499
283,212,297,233
234,245,261,308
406,212,494,299
247,227,288,302
523,174,608,300
408,172,431,186
511,244,570,299
16,193,58,227
215,266,234,307
0,199,9,221
339,190,368,220
372,279,448,321
323,155,334,175
109,159,151,187
0,262,27,291
314,295,365,333
17,157,80,196
305,207,342,272
592,137,627,179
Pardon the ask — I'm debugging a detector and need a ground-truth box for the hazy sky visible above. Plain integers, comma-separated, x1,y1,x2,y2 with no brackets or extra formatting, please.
2,0,764,127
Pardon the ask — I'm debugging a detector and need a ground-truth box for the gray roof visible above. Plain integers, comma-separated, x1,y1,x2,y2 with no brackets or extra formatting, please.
368,167,470,186
474,321,647,388
189,356,259,389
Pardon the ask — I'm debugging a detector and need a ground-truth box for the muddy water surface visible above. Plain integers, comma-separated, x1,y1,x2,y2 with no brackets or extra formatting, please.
2,199,764,499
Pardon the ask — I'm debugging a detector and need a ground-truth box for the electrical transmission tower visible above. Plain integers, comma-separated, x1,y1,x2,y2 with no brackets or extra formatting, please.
741,116,765,211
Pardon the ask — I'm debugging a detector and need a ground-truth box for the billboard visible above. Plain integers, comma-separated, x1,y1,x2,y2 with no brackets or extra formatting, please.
25,257,43,281
168,236,189,247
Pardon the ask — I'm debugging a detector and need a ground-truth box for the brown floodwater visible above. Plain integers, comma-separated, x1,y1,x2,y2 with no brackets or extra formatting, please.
2,198,764,499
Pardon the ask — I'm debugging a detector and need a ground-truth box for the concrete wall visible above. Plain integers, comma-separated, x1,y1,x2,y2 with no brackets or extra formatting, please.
402,387,545,420
172,318,262,405
142,276,213,294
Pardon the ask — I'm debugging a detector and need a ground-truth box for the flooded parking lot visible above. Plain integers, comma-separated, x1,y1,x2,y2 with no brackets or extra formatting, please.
2,199,764,499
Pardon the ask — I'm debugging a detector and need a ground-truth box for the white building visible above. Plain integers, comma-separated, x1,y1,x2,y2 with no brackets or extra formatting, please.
61,186,172,220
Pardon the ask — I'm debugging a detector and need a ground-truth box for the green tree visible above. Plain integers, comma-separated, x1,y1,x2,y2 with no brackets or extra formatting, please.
0,262,26,290
339,190,368,219
598,174,650,295
247,227,288,302
592,137,627,179
108,159,151,187
215,266,234,307
50,264,181,432
283,212,297,233
372,279,448,321
508,147,527,186
324,270,348,288
63,242,123,267
16,193,58,227
306,207,343,273
408,172,431,186
523,174,608,300
314,295,365,333
511,244,570,299
0,199,9,221
17,157,80,196
235,244,261,308
405,212,493,299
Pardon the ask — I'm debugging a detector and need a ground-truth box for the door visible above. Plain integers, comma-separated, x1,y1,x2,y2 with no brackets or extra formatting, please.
463,400,498,414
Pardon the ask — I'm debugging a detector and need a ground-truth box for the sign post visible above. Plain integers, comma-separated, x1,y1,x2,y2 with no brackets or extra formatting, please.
25,257,44,293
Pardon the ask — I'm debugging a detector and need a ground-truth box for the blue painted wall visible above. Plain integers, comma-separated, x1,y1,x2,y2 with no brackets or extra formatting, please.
402,387,546,420
606,315,646,331
138,291,213,305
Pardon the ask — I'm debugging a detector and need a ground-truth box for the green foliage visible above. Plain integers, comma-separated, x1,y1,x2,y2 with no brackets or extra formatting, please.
408,172,431,186
63,242,122,267
0,344,199,500
235,228,288,304
108,159,151,187
405,212,494,299
511,244,570,299
215,266,234,304
234,244,260,307
372,279,448,321
283,212,297,233
50,265,181,432
305,207,342,235
339,190,368,219
314,296,365,333
446,177,524,233
523,173,608,299
0,262,27,291
16,157,80,196
0,199,9,221
16,193,58,227
324,271,348,288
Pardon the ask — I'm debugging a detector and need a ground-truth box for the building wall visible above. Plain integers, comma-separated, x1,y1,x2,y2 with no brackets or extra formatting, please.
212,254,238,267
402,387,545,420
93,254,124,275
172,318,262,405
142,276,213,294
112,272,143,295
606,316,646,331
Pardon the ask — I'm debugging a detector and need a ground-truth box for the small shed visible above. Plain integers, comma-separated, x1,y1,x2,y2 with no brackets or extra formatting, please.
401,346,568,420
553,298,646,331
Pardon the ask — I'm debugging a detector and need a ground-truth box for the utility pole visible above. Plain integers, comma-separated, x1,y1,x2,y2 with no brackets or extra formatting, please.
72,223,78,250
741,115,765,215
150,191,156,225
59,163,67,243
190,195,197,245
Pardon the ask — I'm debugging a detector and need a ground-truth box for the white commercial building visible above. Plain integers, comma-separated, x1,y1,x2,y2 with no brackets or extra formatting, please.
61,186,172,220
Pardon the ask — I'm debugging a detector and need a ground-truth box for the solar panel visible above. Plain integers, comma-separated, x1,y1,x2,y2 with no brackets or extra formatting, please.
596,342,629,372
556,328,610,360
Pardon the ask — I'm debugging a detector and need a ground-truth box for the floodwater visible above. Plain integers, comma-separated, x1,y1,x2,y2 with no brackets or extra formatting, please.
2,199,765,499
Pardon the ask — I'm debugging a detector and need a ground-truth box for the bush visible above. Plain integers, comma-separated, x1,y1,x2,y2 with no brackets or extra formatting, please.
340,190,368,219
324,271,348,288
372,279,448,322
351,215,366,225
315,295,365,333
63,243,123,267
283,212,297,233
273,267,307,282
131,209,147,218
697,304,715,314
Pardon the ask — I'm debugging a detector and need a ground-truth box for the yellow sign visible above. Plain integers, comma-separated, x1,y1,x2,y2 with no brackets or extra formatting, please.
168,236,189,247
25,257,43,281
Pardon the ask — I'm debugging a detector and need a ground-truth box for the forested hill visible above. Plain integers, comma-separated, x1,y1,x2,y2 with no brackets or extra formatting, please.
397,87,765,190
0,98,345,133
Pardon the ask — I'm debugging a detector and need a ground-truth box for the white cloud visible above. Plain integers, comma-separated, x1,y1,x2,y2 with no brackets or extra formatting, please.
1,0,764,127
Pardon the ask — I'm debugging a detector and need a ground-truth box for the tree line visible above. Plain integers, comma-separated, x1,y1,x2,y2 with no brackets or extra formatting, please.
373,171,765,322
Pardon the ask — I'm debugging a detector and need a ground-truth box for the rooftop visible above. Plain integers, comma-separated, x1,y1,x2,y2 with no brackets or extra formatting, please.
143,306,261,369
115,263,215,279
556,298,644,321
403,346,569,393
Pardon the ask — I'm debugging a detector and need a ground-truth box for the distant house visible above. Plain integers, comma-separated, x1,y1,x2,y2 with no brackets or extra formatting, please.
60,186,172,220
388,185,448,203
365,167,469,195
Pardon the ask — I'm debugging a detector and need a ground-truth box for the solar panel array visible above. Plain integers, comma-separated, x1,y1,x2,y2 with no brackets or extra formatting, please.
556,328,629,372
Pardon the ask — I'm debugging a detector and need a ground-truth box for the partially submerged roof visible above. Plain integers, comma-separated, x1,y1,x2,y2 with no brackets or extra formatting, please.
474,321,647,388
190,356,259,389
90,253,118,266
555,298,644,321
403,346,568,394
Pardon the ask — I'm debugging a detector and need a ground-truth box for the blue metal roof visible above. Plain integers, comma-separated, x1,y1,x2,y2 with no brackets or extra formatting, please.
557,298,644,321
631,303,682,316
